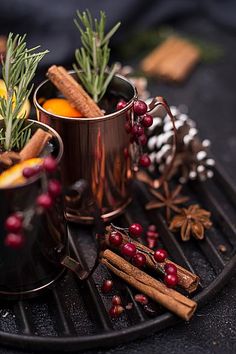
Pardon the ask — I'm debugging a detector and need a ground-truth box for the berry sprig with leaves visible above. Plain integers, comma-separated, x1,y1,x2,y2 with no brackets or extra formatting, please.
73,10,120,103
0,33,48,151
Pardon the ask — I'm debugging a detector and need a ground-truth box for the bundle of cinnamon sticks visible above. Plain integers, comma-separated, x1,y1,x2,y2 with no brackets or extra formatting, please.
104,226,199,293
100,226,199,320
100,249,197,321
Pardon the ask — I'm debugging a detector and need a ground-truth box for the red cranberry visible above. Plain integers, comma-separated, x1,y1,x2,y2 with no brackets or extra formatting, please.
22,167,36,178
36,193,53,209
43,157,57,173
131,123,139,136
121,242,136,257
109,305,124,318
116,100,127,111
132,253,146,267
48,179,62,197
134,294,148,305
138,134,147,146
154,248,167,262
5,214,22,233
146,230,158,239
109,231,123,246
4,233,25,249
141,114,153,127
164,274,178,288
147,238,157,249
101,279,113,293
139,154,151,167
164,263,177,275
112,295,122,306
125,121,132,133
133,100,147,115
136,125,144,137
148,224,157,232
129,223,143,238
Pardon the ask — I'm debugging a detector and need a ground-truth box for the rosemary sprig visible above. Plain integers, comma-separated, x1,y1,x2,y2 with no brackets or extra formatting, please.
73,10,120,103
0,33,48,151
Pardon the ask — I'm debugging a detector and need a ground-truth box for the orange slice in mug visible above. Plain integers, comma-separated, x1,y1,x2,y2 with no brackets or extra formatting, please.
42,98,82,118
0,79,31,119
0,158,43,187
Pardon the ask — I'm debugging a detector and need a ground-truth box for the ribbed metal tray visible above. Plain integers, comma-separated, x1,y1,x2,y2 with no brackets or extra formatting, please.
0,164,235,352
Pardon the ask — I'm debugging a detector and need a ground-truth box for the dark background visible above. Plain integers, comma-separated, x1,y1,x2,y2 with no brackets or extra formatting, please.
0,1,236,353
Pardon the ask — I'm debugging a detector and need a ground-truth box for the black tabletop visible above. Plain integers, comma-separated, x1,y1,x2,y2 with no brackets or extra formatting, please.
1,15,236,354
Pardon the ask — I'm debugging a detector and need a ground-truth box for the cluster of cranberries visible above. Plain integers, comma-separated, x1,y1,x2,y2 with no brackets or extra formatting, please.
101,279,124,318
4,156,62,249
116,99,153,168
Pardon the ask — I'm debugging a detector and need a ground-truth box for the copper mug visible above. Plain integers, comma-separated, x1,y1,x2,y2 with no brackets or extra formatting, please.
34,73,176,223
34,74,138,223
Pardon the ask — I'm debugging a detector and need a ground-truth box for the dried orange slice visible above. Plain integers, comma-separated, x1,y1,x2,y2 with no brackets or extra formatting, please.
0,158,43,188
0,79,31,119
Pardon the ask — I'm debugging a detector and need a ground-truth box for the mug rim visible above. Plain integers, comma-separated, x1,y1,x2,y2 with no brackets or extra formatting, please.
0,119,64,191
33,72,138,122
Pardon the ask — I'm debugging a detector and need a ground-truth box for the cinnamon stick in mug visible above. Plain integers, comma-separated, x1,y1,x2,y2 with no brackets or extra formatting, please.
104,226,199,293
20,128,52,161
47,65,104,118
100,249,197,320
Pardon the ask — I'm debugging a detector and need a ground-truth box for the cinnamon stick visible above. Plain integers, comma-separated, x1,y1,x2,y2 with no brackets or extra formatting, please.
100,249,197,320
47,65,103,118
105,226,199,293
20,128,52,161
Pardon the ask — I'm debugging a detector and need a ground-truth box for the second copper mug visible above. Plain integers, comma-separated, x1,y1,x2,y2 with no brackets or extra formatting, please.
34,73,137,223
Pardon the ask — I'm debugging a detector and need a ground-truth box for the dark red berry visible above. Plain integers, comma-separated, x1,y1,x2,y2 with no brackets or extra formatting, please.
141,114,153,127
147,238,157,249
101,279,113,293
132,253,146,267
139,154,151,167
124,148,129,159
4,233,25,249
48,179,62,197
125,121,132,133
134,294,148,305
148,224,157,232
109,305,124,318
129,223,143,238
109,231,123,246
22,167,36,178
164,263,177,275
116,100,127,111
131,123,139,136
138,134,147,146
121,242,136,257
36,193,53,209
164,274,178,288
136,125,144,137
112,295,122,306
43,157,57,173
146,230,158,239
133,100,147,115
5,214,22,233
154,248,167,262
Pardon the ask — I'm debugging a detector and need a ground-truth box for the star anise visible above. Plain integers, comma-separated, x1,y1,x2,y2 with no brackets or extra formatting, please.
169,204,212,241
145,181,189,222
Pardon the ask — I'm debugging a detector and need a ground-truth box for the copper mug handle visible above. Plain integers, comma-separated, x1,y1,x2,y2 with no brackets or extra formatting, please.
136,96,177,189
